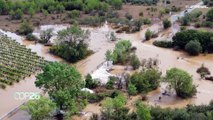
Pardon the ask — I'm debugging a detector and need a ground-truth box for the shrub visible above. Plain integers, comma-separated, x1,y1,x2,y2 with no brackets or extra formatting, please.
196,64,211,79
143,18,151,25
165,68,197,98
39,29,53,44
106,76,117,89
206,8,213,21
109,0,122,10
163,19,171,29
26,33,38,41
130,54,141,70
17,21,34,35
153,40,173,48
145,29,153,40
9,9,23,20
128,83,137,95
85,74,99,89
67,10,80,18
185,40,202,56
195,22,201,28
125,12,132,20
139,11,143,17
131,69,161,93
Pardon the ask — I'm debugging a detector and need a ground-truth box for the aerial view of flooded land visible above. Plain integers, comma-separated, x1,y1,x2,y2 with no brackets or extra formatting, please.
0,0,213,120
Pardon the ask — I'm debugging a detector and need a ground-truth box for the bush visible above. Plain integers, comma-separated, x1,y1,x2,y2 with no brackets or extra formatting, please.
85,74,99,89
206,8,213,21
130,54,141,70
143,18,151,25
109,0,122,10
131,69,161,93
180,16,190,26
128,83,137,95
80,16,105,26
50,25,91,63
163,19,171,29
125,12,132,20
67,10,80,19
166,68,197,98
106,76,117,89
185,40,202,56
153,40,173,48
17,21,34,35
9,9,23,20
196,64,211,78
145,29,153,40
26,33,38,41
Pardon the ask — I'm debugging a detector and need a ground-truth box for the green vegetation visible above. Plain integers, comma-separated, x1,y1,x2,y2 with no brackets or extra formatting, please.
165,68,197,98
153,40,173,48
163,19,171,29
93,100,213,120
22,97,56,120
39,29,53,44
197,64,211,79
185,40,202,56
17,21,34,35
35,62,86,115
50,25,92,63
0,35,45,89
130,54,141,70
172,29,213,54
145,29,153,40
85,74,99,89
206,8,213,21
136,102,151,120
105,40,132,64
130,69,161,93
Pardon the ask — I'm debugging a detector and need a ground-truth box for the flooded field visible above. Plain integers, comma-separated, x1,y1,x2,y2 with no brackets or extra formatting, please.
1,1,213,119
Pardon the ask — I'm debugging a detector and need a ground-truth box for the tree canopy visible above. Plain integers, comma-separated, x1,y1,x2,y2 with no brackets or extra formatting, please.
22,97,56,120
35,62,85,114
50,25,91,63
165,68,197,98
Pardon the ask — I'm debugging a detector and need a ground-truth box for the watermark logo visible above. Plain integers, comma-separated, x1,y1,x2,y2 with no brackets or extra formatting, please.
186,5,208,9
14,92,40,100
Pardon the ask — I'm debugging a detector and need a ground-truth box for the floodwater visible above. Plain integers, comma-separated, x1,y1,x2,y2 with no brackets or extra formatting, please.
1,1,213,119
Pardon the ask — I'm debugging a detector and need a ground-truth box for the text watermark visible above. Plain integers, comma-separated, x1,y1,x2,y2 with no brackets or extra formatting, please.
14,92,40,100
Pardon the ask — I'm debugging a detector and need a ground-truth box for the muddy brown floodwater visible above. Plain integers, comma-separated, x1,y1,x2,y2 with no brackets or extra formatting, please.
1,2,213,119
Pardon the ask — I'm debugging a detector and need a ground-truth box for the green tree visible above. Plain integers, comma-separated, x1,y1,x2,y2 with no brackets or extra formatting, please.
136,102,151,120
35,62,85,114
22,97,56,120
163,19,171,29
0,0,8,15
50,25,91,63
128,83,137,95
185,40,202,56
9,9,23,20
108,40,132,64
206,8,213,21
131,69,161,93
130,54,141,70
29,7,35,18
110,0,122,10
165,68,197,98
85,74,99,89
17,21,34,35
145,29,153,40
40,28,53,44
